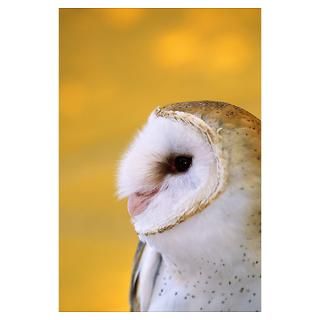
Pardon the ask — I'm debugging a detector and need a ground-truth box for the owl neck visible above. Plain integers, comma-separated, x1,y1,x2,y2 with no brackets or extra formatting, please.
160,237,260,280
143,192,261,278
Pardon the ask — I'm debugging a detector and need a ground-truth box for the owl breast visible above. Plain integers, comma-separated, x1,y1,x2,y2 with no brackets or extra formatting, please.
147,247,261,312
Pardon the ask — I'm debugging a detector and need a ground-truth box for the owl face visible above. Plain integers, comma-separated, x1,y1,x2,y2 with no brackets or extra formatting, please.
117,107,226,235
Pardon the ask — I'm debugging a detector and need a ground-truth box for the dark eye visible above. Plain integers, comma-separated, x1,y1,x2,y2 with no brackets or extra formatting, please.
174,156,192,173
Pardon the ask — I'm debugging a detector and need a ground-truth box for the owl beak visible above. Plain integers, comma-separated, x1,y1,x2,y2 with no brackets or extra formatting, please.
127,188,159,217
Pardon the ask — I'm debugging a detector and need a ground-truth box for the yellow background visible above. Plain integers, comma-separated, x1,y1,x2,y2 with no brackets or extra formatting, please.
59,8,260,311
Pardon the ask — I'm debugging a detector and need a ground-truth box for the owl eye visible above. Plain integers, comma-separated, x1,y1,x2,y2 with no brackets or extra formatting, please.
174,156,192,173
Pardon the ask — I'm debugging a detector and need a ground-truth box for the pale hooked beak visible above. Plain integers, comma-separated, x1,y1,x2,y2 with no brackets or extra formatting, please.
127,188,159,217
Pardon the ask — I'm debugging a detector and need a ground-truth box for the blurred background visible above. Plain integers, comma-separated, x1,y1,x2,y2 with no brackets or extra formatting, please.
59,8,260,311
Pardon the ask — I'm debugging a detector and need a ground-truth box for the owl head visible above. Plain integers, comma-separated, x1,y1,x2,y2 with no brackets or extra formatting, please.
117,101,260,255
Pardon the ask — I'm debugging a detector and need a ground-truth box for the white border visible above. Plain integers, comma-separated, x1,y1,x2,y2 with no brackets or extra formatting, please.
1,0,320,319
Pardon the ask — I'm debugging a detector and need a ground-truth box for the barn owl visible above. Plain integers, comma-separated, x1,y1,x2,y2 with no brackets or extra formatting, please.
117,101,261,312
